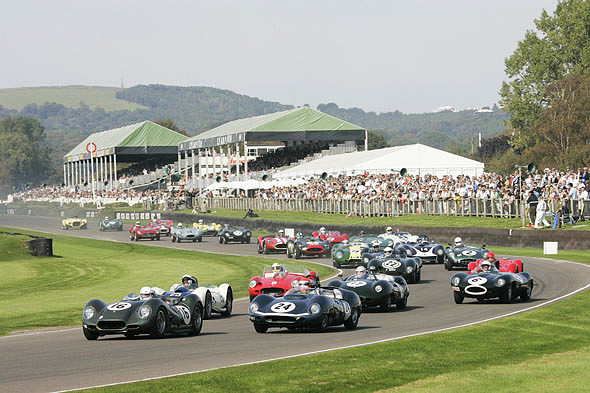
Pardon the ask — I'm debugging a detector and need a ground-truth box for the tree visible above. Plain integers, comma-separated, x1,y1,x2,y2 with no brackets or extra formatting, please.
500,0,590,149
367,131,389,150
0,117,51,196
153,118,189,136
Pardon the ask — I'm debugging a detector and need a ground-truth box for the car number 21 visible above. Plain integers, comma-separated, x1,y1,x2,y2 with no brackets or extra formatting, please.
270,302,296,313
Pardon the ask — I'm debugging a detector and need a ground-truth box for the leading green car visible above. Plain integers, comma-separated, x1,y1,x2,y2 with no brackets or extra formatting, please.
332,236,383,268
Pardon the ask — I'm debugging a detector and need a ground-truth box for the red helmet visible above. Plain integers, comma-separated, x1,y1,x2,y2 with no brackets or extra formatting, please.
485,252,495,260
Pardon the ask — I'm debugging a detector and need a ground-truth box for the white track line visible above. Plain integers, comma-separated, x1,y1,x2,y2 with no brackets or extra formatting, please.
51,261,590,393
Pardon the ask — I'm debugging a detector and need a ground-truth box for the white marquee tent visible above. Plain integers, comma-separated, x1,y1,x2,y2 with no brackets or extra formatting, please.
273,144,485,179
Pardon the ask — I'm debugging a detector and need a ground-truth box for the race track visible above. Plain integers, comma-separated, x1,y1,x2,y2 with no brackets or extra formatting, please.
1,215,589,393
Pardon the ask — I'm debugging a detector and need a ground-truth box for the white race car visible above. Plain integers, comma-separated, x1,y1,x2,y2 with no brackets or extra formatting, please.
378,231,418,244
170,275,233,319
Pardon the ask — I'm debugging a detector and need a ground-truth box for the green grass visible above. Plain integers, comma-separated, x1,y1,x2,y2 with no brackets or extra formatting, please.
0,232,33,261
84,280,590,393
0,227,333,336
0,86,147,111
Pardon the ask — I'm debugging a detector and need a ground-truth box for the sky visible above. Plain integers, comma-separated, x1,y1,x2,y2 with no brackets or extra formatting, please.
0,0,560,114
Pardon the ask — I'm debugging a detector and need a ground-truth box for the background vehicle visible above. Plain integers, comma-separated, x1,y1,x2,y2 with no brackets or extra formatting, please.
248,265,313,301
149,219,174,237
171,225,203,243
129,224,160,241
170,276,232,319
444,244,490,270
257,234,290,254
98,217,123,231
193,221,223,236
286,236,331,259
62,217,87,230
218,225,252,244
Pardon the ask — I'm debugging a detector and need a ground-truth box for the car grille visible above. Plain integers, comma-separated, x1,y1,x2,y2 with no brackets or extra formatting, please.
97,320,126,330
306,247,323,253
262,288,285,297
274,244,287,249
73,223,80,226
264,316,297,323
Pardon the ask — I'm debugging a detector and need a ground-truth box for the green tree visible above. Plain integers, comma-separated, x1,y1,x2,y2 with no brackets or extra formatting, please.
0,117,51,196
367,131,389,150
500,0,590,149
153,118,189,136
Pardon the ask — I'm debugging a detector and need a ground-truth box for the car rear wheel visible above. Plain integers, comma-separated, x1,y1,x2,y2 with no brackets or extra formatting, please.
444,259,453,271
263,243,269,254
254,323,268,333
316,315,329,332
203,291,213,319
453,292,464,304
521,281,533,301
150,309,167,338
249,295,256,302
344,308,359,330
221,288,233,316
219,237,224,244
83,326,99,340
156,235,160,241
189,304,203,336
129,234,134,240
286,248,293,258
198,237,202,242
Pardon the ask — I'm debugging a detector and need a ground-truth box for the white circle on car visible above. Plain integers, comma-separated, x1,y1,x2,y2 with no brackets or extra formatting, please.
270,302,296,313
346,281,367,288
175,304,191,324
462,250,477,256
107,302,132,311
382,260,401,270
467,276,488,285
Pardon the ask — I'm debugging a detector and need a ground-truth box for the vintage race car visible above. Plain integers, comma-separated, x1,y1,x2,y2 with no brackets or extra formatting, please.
469,259,524,274
257,234,290,254
328,270,409,311
378,231,418,244
366,254,422,284
450,269,533,304
218,225,252,244
129,224,160,241
98,217,122,231
193,221,223,236
444,244,490,270
312,230,349,245
248,286,362,332
82,287,203,340
331,239,373,268
170,225,203,243
399,238,445,264
169,275,233,319
62,217,87,230
149,219,174,236
286,236,331,259
248,266,317,301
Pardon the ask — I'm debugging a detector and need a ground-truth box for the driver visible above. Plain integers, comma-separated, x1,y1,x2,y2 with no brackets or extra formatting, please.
354,265,367,279
383,246,393,257
104,216,109,221
181,274,198,289
484,252,499,268
371,240,381,253
198,219,204,225
139,286,154,299
271,263,285,273
386,226,393,235
306,271,319,288
295,232,304,239
297,278,312,294
454,237,463,247
277,229,285,237
135,221,141,227
480,260,493,273
177,223,183,228
418,235,429,243
319,227,327,235
341,239,349,246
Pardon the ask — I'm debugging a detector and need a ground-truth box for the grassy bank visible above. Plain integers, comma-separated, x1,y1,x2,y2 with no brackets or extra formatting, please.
0,228,333,336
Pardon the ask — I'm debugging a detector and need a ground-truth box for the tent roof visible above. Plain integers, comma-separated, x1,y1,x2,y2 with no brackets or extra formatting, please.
64,121,188,162
180,107,366,150
273,144,485,178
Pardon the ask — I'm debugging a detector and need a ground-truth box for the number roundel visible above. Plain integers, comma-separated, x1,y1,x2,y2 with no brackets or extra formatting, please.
462,250,477,256
346,281,367,288
270,302,296,313
465,276,488,295
382,260,401,270
107,302,132,311
175,304,191,324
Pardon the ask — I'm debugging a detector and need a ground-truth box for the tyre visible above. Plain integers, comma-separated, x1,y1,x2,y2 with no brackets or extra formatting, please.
254,323,268,333
294,247,301,260
249,294,256,302
156,235,160,241
257,243,263,254
134,233,138,241
344,308,359,330
454,291,464,304
380,295,392,312
198,238,202,242
171,236,176,243
203,291,212,319
333,261,341,268
83,326,99,340
221,288,233,316
416,269,421,282
149,309,167,338
286,248,293,258
189,303,203,336
315,315,329,332
500,285,514,304
444,260,453,271
246,237,251,244
521,281,533,301
396,294,408,309
130,234,134,241
263,243,269,254
219,237,224,244
437,254,444,264
192,238,196,242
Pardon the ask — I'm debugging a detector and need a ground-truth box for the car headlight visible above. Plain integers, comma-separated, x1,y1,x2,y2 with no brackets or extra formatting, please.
225,232,230,237
139,305,151,319
336,251,343,259
496,278,506,287
291,279,299,287
310,303,321,314
83,306,95,320
249,279,257,288
449,251,455,256
250,302,259,313
437,249,444,256
246,232,251,236
406,266,414,273
364,257,370,263
375,285,383,293
451,276,460,286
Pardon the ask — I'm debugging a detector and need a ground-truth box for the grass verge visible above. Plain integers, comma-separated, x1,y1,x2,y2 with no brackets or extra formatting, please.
0,227,333,336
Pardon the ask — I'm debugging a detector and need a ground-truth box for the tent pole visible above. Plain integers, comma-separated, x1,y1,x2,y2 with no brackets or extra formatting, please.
191,149,196,190
244,140,248,177
113,153,118,190
365,130,368,151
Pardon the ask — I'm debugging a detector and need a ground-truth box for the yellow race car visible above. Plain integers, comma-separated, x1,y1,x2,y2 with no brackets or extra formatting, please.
62,217,88,230
192,221,222,236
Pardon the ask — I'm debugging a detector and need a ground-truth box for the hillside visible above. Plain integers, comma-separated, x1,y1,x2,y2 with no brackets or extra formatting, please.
0,86,146,111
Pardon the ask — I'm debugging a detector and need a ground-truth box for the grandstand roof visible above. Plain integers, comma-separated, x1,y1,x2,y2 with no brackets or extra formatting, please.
179,107,366,150
273,144,485,178
63,121,188,162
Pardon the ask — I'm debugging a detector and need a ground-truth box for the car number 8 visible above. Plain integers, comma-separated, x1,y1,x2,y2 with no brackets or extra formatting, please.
270,302,296,313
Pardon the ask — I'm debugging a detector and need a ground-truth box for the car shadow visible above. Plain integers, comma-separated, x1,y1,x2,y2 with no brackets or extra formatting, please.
102,331,228,340
265,325,382,334
412,279,434,284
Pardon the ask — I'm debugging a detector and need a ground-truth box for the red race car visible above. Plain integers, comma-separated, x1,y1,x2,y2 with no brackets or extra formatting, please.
468,258,524,274
129,222,160,241
312,227,349,245
257,231,290,254
149,219,174,237
248,263,319,301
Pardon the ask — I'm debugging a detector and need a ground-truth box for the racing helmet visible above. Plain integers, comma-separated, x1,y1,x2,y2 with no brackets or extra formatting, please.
177,223,183,228
307,271,319,286
298,278,311,293
485,252,495,261
342,239,349,245
104,216,109,220
181,274,198,289
198,219,204,224
355,266,367,277
296,232,304,239
319,226,326,234
278,229,285,236
139,286,153,299
454,237,463,247
386,226,393,233
418,235,429,243
480,260,492,271
372,240,380,250
383,246,393,255
135,221,141,226
271,263,284,273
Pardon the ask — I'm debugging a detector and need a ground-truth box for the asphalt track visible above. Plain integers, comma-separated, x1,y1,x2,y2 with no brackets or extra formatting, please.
1,215,589,393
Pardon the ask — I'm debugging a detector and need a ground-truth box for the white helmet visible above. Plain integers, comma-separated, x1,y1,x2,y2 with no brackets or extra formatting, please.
139,286,152,299
319,227,326,234
198,219,204,224
342,239,349,245
386,226,393,233
480,260,492,271
454,237,463,247
135,221,141,226
177,223,183,228
384,246,393,255
278,229,284,235
104,216,109,220
355,266,366,276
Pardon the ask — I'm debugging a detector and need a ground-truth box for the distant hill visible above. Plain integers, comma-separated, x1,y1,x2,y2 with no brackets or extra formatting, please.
0,86,146,111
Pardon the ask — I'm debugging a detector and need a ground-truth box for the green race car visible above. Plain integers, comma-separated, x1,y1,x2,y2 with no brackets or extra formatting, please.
332,236,383,268
444,238,489,271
